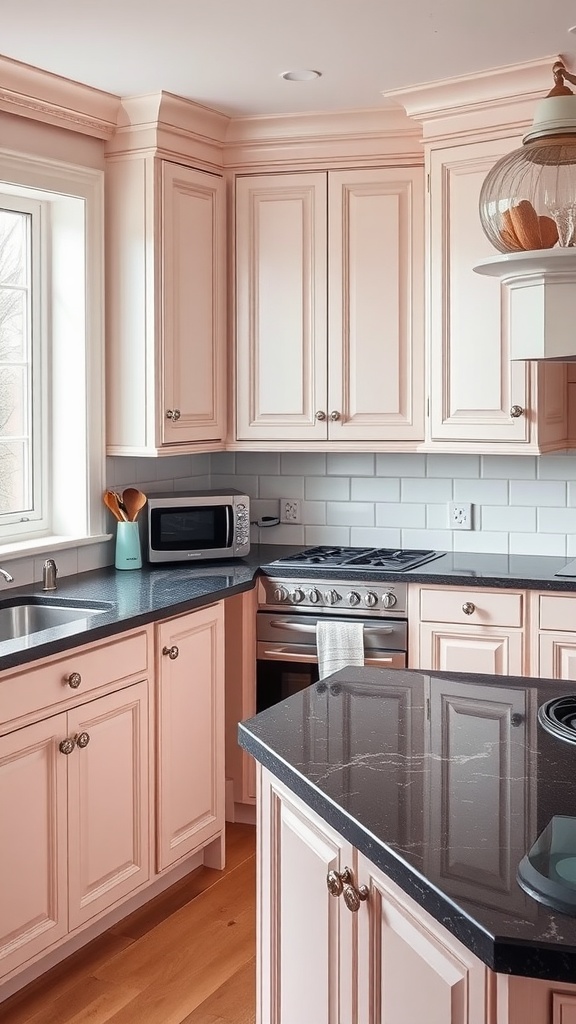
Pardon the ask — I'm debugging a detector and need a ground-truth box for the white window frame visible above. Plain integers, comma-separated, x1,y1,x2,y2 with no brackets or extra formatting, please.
0,193,47,538
0,150,107,556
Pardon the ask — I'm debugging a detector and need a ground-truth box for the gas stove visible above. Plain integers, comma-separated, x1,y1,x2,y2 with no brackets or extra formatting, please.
269,546,442,572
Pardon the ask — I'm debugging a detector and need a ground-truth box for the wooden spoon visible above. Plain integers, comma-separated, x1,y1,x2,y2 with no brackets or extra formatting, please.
122,487,147,522
104,490,127,522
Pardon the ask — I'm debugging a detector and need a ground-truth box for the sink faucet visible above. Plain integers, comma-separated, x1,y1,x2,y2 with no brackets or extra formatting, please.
0,566,14,584
42,559,58,592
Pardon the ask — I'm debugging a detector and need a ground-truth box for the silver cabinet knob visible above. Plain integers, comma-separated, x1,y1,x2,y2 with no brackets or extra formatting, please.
162,645,180,659
381,591,397,609
66,671,82,689
166,409,181,421
330,411,341,421
326,866,352,897
291,588,305,604
59,737,75,755
462,602,476,615
75,732,90,749
510,405,524,418
347,592,361,606
343,882,369,913
325,589,340,606
308,588,321,604
315,410,327,421
364,592,378,608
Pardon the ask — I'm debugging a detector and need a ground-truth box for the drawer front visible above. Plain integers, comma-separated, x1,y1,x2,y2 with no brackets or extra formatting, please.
1,629,149,725
539,594,576,633
419,588,523,628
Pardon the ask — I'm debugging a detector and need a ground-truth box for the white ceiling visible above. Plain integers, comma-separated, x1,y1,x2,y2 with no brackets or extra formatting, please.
3,0,576,118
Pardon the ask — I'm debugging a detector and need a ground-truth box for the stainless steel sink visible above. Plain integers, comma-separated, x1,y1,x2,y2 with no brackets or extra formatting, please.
0,600,109,643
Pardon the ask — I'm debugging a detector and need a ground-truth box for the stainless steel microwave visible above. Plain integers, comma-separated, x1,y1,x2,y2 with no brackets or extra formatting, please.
146,489,250,563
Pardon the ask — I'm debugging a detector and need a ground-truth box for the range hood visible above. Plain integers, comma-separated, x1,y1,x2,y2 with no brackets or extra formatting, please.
474,248,576,361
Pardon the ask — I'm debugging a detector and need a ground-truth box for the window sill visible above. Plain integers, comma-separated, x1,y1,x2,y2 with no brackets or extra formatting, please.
0,534,113,561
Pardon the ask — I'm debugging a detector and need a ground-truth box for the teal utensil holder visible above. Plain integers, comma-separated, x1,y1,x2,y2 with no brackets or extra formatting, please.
115,521,142,570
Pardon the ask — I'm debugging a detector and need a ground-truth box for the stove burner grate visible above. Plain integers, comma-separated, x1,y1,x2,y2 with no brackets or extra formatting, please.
270,546,442,572
538,696,576,744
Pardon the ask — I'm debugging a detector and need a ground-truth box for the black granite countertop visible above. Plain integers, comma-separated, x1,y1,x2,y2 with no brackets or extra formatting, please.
3,543,576,676
239,667,576,983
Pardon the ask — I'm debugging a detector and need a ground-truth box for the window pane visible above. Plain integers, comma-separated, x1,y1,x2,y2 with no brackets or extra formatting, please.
0,206,34,524
0,439,28,515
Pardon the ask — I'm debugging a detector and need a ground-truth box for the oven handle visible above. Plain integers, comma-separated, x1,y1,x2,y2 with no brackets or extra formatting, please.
268,619,395,635
260,646,401,666
225,505,233,549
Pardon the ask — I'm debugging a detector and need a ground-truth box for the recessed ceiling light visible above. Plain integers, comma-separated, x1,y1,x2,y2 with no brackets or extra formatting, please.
280,70,322,82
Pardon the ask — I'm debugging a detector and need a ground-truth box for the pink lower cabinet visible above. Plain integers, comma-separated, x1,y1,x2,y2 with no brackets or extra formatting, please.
0,680,150,979
0,715,68,978
156,602,225,871
259,767,488,1024
67,682,150,930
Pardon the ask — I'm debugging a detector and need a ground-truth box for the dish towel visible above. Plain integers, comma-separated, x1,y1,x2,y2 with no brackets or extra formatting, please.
316,621,365,680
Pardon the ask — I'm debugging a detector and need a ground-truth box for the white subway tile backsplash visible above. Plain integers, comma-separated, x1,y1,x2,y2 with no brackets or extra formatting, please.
509,533,567,557
402,528,454,549
376,503,426,528
327,453,374,476
259,475,304,499
350,527,402,547
327,502,374,527
210,452,236,474
538,507,576,533
259,523,305,545
453,531,508,554
376,454,426,477
401,477,453,503
537,455,576,479
281,453,327,475
453,479,509,504
78,539,115,572
481,455,537,479
426,504,449,530
306,476,350,500
351,477,400,502
427,455,480,478
305,525,351,546
236,452,281,475
211,473,260,496
510,480,567,507
481,506,536,532
301,501,326,525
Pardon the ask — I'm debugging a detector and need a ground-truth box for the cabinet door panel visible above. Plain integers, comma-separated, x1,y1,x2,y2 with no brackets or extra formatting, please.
328,168,424,442
419,623,523,675
427,679,534,915
67,682,150,930
429,137,531,444
236,173,327,441
259,770,353,1024
157,603,225,870
358,854,487,1024
539,634,576,680
0,715,68,976
162,163,226,445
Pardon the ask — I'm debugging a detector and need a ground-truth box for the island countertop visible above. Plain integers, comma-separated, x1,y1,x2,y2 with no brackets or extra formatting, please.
239,666,576,982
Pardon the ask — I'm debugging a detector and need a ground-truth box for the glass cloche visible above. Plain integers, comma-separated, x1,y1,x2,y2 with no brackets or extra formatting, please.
480,62,576,253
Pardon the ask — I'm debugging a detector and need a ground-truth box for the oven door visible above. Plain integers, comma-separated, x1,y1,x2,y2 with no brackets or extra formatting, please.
256,613,407,713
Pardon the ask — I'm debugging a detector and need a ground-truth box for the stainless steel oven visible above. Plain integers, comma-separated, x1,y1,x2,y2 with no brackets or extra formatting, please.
256,574,408,713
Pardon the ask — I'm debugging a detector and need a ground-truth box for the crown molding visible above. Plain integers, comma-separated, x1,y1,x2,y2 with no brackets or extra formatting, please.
384,55,562,141
223,106,423,168
0,53,121,138
105,91,230,167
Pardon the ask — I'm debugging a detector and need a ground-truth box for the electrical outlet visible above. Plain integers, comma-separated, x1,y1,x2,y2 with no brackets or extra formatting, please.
279,498,302,524
449,502,473,530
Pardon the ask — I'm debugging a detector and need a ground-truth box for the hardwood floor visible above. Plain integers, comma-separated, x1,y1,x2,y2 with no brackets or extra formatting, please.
1,824,256,1024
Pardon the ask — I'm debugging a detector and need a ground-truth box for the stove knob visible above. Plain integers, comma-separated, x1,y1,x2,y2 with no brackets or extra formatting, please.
291,588,305,603
273,586,288,602
347,591,361,607
364,592,378,608
308,588,321,604
325,589,340,606
381,591,397,609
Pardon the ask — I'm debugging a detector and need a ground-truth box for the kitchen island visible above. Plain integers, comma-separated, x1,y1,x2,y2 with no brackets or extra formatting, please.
239,666,576,1023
